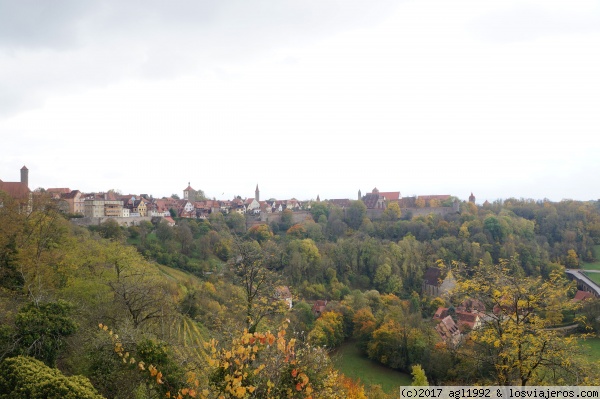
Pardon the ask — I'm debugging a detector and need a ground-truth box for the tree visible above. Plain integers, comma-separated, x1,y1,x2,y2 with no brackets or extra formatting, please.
106,243,174,329
247,224,273,243
11,301,78,366
174,223,194,254
98,219,124,241
308,311,345,348
383,202,402,221
566,249,579,268
453,258,592,385
225,212,246,234
310,202,329,222
411,364,429,386
232,240,284,333
346,201,366,230
0,356,104,399
279,209,294,231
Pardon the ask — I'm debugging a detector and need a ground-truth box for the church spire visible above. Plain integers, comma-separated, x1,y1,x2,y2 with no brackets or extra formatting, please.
255,184,260,202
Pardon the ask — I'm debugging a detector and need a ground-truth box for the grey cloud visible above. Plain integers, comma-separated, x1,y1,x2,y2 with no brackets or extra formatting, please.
0,0,398,116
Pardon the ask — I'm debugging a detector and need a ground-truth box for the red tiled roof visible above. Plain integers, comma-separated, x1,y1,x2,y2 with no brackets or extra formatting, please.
0,181,30,200
573,290,595,302
379,191,400,201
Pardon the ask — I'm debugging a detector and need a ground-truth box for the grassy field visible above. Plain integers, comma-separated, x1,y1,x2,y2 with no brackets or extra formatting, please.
584,272,600,286
331,341,411,394
578,337,600,361
581,245,600,271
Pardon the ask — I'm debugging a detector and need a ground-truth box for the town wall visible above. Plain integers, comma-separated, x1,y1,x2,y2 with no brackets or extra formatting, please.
366,201,460,220
70,216,155,227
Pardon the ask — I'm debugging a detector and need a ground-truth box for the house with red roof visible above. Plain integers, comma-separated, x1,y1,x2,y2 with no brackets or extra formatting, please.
0,166,32,212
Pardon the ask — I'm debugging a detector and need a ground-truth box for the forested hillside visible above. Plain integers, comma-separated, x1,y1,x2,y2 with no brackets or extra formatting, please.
2,192,600,397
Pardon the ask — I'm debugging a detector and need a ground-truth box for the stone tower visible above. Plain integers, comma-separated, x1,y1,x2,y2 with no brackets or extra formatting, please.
20,165,28,188
255,184,260,202
469,192,476,203
183,182,194,200
358,189,362,200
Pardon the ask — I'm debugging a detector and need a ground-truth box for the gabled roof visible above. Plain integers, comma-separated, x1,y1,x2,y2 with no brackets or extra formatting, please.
362,193,379,209
379,191,401,201
436,315,460,341
573,290,595,302
423,267,444,286
62,190,81,199
329,199,351,208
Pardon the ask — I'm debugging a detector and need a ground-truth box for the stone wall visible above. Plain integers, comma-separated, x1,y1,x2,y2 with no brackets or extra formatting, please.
246,211,312,229
365,206,458,220
70,216,156,227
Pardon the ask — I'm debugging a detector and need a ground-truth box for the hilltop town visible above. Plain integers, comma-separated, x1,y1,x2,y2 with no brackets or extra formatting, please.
3,163,600,395
1,165,470,228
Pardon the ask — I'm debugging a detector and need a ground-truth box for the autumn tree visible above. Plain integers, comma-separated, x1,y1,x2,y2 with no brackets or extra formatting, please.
453,258,593,385
232,240,285,333
308,311,345,348
106,243,175,329
0,356,104,399
411,364,429,386
247,224,273,243
382,202,401,221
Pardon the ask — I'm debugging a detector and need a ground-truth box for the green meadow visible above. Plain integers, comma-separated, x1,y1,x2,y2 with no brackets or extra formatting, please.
331,340,412,394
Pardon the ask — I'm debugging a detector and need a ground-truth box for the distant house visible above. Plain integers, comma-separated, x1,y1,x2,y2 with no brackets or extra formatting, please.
422,267,456,297
362,188,387,209
62,190,85,214
433,306,483,332
163,216,176,227
274,286,293,309
435,316,462,347
47,188,71,199
573,290,595,303
245,198,260,214
312,300,328,317
0,166,32,212
328,199,351,209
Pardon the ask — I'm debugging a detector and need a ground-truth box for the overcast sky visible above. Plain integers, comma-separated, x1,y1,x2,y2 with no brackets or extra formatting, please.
1,0,599,203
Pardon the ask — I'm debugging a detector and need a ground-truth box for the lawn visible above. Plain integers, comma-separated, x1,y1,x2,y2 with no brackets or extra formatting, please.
331,340,412,394
583,272,600,286
577,337,600,361
581,245,600,271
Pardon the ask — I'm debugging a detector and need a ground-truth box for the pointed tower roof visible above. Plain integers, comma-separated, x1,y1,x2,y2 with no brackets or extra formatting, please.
184,182,194,191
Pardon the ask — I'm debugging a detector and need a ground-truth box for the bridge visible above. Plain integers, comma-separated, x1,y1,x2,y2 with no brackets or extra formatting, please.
565,269,600,298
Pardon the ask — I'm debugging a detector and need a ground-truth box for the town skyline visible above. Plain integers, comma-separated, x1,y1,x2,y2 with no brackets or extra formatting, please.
0,165,600,205
2,1,599,203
